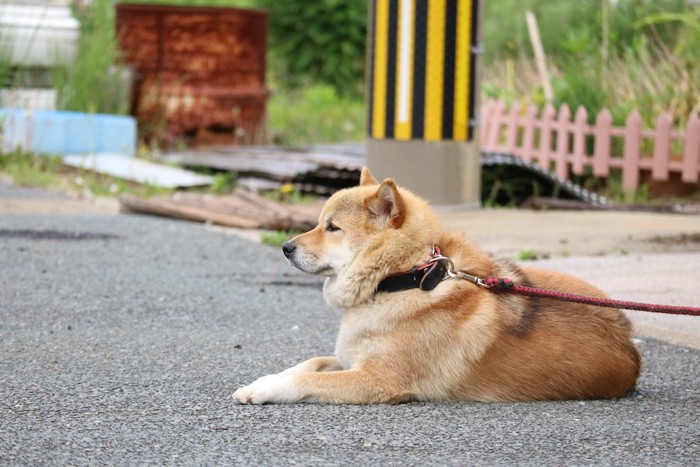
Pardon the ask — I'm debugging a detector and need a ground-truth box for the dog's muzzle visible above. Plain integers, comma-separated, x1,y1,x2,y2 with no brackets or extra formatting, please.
282,240,332,275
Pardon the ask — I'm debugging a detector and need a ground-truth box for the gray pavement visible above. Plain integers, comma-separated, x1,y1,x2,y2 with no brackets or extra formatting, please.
1,183,699,465
439,208,700,258
532,254,700,350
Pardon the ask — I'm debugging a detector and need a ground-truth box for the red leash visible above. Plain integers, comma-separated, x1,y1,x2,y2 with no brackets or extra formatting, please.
423,246,699,316
481,277,700,316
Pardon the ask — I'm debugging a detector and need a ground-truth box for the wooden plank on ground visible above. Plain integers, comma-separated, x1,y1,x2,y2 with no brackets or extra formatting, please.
120,196,262,228
119,190,322,231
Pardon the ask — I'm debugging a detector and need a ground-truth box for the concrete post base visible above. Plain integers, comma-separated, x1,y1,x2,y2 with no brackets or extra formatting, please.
365,139,481,209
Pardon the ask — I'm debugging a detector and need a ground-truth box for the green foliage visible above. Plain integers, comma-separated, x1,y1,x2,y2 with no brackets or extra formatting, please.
260,230,300,248
260,0,367,97
482,0,689,64
633,8,700,125
0,150,173,198
552,60,608,124
267,84,365,146
210,172,238,195
612,0,690,54
0,151,63,188
481,165,544,207
483,1,599,62
483,0,699,131
571,170,652,204
121,0,258,6
263,186,316,205
0,41,12,89
517,249,538,261
603,175,652,204
52,0,130,114
72,171,172,198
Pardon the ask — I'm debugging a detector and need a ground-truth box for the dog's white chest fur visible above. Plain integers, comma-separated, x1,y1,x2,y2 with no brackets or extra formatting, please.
335,304,388,369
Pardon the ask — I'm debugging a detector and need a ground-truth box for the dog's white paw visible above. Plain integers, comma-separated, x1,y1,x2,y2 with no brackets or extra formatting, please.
232,374,298,404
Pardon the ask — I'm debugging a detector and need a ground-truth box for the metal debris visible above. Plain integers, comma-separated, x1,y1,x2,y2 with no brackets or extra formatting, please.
162,143,364,195
63,154,214,188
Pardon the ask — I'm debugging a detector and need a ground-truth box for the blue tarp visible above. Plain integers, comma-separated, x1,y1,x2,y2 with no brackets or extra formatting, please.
0,109,136,157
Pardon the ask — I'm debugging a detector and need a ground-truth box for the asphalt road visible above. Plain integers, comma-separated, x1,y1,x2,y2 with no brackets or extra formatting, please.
1,208,698,465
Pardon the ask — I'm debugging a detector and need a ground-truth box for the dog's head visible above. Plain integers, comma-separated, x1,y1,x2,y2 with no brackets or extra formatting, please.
283,167,440,283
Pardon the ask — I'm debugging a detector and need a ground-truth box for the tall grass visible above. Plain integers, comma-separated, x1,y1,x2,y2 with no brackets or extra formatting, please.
482,36,699,128
52,0,129,115
266,84,365,146
481,3,699,129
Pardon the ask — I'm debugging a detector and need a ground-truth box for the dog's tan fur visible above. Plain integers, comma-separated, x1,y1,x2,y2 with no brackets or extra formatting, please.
233,168,641,404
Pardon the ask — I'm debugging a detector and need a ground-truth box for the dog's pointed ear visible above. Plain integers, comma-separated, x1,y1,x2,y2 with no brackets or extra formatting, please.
364,179,406,228
359,167,378,186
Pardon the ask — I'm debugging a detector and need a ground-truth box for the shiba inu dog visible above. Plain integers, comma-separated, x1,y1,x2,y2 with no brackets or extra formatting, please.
233,168,641,404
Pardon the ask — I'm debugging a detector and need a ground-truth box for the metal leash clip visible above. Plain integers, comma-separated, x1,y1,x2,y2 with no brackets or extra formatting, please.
427,245,490,289
449,270,491,288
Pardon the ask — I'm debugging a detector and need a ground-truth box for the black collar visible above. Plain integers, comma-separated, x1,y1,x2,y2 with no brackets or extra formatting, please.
376,247,450,293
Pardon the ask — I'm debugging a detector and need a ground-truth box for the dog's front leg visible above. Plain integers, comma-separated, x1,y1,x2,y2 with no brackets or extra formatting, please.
233,367,410,405
233,356,343,404
278,356,344,376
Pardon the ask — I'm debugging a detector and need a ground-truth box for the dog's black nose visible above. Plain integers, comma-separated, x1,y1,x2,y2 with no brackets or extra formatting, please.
282,241,296,258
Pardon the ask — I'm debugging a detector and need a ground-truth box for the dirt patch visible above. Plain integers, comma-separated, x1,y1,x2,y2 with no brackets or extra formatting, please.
644,233,700,246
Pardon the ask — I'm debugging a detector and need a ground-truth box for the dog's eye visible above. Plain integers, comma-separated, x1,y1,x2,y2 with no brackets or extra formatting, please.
325,223,341,232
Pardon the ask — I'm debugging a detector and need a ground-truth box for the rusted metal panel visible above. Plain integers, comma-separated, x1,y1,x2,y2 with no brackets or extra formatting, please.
116,3,268,144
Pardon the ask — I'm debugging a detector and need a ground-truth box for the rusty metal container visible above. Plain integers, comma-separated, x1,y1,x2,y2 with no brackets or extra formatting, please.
116,3,268,144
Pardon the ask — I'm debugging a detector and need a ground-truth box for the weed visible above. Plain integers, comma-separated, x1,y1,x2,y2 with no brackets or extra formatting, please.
264,185,316,205
70,168,172,198
602,174,652,204
210,172,238,195
0,151,62,188
617,248,630,256
517,249,539,261
260,230,300,248
0,150,172,198
53,0,130,115
481,165,545,207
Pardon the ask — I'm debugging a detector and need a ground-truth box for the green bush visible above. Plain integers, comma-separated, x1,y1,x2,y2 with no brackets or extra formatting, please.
552,59,608,124
260,0,367,98
482,0,689,64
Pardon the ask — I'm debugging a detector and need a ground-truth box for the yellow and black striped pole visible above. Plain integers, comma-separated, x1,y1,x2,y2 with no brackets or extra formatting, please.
366,0,482,206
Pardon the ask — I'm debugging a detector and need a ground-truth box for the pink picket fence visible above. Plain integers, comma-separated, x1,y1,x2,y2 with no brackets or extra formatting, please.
480,99,700,191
